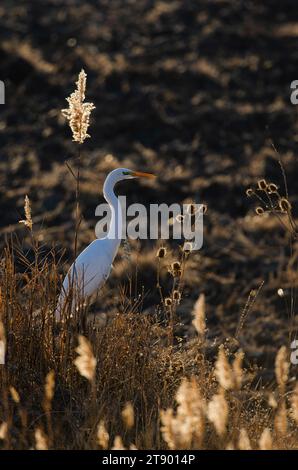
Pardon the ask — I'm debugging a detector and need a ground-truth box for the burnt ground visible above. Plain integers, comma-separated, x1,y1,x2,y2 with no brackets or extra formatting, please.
1,0,298,377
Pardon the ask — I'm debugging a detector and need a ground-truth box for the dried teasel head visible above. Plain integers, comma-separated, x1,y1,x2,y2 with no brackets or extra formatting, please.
257,179,268,191
156,247,167,259
173,290,181,303
0,321,5,365
183,241,193,254
170,261,182,277
279,197,291,212
255,206,264,215
267,183,278,194
164,297,173,307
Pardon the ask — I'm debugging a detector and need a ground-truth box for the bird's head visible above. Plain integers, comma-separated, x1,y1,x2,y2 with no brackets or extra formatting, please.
106,168,156,185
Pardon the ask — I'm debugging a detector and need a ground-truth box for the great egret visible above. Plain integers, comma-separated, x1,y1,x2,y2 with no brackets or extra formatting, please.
55,168,155,321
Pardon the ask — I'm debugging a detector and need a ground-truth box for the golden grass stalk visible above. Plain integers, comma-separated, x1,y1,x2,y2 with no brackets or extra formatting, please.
214,346,234,391
238,428,251,450
74,335,97,382
97,420,109,449
122,402,135,430
45,370,55,403
0,321,5,365
62,69,95,144
9,386,20,404
290,383,298,424
160,377,205,449
232,350,244,390
0,422,8,441
275,346,289,391
207,390,228,437
19,195,33,231
34,427,48,450
192,293,206,335
274,400,288,436
259,428,273,450
112,436,126,450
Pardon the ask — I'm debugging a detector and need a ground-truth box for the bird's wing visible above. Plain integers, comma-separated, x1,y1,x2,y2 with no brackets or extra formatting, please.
63,239,114,298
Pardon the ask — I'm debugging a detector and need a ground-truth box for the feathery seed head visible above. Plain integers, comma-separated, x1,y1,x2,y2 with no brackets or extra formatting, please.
74,335,97,382
192,293,206,335
19,195,33,231
122,402,135,429
259,428,273,450
62,69,95,144
275,346,289,389
97,420,109,449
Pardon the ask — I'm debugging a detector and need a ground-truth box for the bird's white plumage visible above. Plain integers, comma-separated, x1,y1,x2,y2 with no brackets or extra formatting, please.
55,167,154,321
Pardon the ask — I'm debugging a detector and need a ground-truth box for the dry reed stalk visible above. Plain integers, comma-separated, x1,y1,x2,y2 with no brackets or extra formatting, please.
160,376,205,449
207,389,228,437
274,400,288,436
0,422,8,441
44,370,55,409
259,428,273,450
214,346,234,391
122,402,135,430
62,69,95,144
0,321,5,365
97,420,109,449
19,195,33,231
34,427,48,450
290,383,298,424
275,346,289,393
9,386,20,404
238,428,251,450
192,293,206,335
112,436,126,450
74,335,96,382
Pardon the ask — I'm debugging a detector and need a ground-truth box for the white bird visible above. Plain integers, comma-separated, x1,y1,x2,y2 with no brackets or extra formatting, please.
55,168,155,321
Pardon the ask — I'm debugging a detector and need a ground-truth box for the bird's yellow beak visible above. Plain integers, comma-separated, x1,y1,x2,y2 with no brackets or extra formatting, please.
131,171,156,179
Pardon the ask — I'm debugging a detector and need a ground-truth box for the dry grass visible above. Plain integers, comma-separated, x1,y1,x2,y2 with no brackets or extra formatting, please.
0,234,298,450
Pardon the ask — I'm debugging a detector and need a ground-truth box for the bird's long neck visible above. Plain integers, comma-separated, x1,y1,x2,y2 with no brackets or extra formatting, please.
103,179,122,256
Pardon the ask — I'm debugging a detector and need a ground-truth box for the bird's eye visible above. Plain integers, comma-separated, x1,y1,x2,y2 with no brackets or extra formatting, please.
122,171,130,175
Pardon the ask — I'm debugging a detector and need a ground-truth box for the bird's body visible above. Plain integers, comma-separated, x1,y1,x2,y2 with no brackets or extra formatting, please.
55,168,154,321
